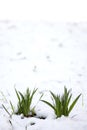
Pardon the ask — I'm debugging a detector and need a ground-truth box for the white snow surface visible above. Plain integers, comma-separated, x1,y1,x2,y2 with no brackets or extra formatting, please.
0,0,87,22
0,21,87,130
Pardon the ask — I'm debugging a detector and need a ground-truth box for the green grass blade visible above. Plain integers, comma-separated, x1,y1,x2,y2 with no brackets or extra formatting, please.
41,100,55,111
2,104,12,117
67,94,72,106
30,88,37,101
10,101,15,113
19,92,25,102
55,96,62,117
68,94,81,114
15,88,21,103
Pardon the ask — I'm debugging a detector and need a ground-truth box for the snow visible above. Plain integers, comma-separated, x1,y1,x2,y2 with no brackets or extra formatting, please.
0,21,87,130
0,0,87,21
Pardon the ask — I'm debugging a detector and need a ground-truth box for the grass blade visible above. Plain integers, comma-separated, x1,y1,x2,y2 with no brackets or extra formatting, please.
41,100,55,111
68,94,81,114
2,104,12,117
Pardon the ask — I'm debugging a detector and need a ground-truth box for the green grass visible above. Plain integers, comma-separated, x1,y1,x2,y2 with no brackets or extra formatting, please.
2,86,81,118
41,87,81,118
15,88,37,117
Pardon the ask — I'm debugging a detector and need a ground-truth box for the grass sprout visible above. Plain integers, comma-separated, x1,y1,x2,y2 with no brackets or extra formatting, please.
15,88,38,117
41,86,81,118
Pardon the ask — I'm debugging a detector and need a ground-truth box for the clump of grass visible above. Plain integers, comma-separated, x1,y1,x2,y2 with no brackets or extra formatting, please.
41,87,81,118
15,88,37,117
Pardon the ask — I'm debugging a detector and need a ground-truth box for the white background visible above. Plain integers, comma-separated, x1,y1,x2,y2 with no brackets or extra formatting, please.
0,0,87,21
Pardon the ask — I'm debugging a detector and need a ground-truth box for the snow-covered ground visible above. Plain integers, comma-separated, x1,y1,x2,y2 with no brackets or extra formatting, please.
0,21,87,130
0,0,87,22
